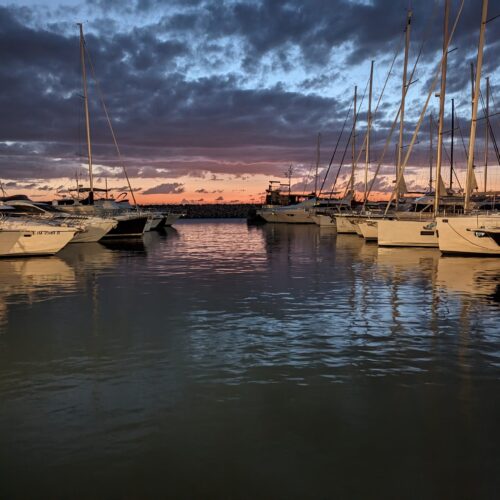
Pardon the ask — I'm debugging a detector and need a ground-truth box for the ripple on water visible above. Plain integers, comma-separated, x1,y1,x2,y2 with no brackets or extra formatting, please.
0,221,499,497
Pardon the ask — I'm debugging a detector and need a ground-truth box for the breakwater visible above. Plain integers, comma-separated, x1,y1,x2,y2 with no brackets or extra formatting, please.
142,203,259,218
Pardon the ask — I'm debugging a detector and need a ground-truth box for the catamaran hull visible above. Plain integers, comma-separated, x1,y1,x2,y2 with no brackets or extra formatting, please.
436,215,500,255
378,219,438,248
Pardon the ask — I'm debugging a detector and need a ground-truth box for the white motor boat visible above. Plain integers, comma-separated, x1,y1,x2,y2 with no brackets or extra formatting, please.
0,219,78,257
5,199,116,243
139,211,184,230
257,198,317,224
54,198,148,238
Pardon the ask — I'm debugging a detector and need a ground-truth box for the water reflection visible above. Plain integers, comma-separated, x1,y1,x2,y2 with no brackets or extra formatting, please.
0,257,77,331
437,256,500,300
99,238,147,253
0,221,499,499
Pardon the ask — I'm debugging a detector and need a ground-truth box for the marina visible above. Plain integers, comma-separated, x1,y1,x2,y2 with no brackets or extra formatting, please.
1,0,500,497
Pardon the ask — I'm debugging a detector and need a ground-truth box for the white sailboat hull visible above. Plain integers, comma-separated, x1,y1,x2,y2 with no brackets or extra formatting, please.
378,219,438,248
335,215,358,234
354,221,364,236
358,221,378,241
311,214,336,227
436,215,500,255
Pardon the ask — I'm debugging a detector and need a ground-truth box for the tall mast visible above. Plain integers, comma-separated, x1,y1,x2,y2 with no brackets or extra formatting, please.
433,0,450,215
450,98,455,190
484,76,489,192
78,23,94,204
465,0,488,212
429,114,433,192
364,60,374,203
351,86,357,196
314,132,321,197
470,63,475,118
287,164,292,197
396,9,412,209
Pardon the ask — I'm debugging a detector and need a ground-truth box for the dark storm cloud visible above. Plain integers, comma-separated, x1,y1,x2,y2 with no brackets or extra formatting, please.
0,0,498,187
152,0,499,69
142,182,185,195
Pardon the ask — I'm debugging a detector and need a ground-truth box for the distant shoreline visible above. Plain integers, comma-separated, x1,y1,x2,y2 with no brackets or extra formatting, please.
142,203,260,219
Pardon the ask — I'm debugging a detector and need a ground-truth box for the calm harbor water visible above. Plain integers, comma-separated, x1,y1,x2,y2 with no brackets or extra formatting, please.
0,220,499,499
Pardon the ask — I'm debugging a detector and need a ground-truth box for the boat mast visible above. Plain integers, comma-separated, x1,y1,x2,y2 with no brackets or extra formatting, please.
351,86,357,197
470,63,475,119
484,76,489,192
465,0,488,212
364,60,374,204
286,164,293,197
314,133,321,197
450,98,455,190
396,9,412,210
429,114,433,192
433,0,450,215
78,23,94,205
75,170,80,200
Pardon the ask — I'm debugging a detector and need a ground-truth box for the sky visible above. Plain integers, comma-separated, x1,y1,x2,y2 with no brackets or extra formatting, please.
0,0,499,204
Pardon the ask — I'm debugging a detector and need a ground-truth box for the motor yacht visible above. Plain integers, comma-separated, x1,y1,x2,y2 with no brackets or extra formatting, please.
5,199,116,243
0,218,79,257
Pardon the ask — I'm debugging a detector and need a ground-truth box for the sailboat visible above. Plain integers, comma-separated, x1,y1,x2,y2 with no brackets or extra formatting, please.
54,24,148,237
377,0,466,248
335,86,360,234
336,58,392,235
436,0,499,255
358,11,413,242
